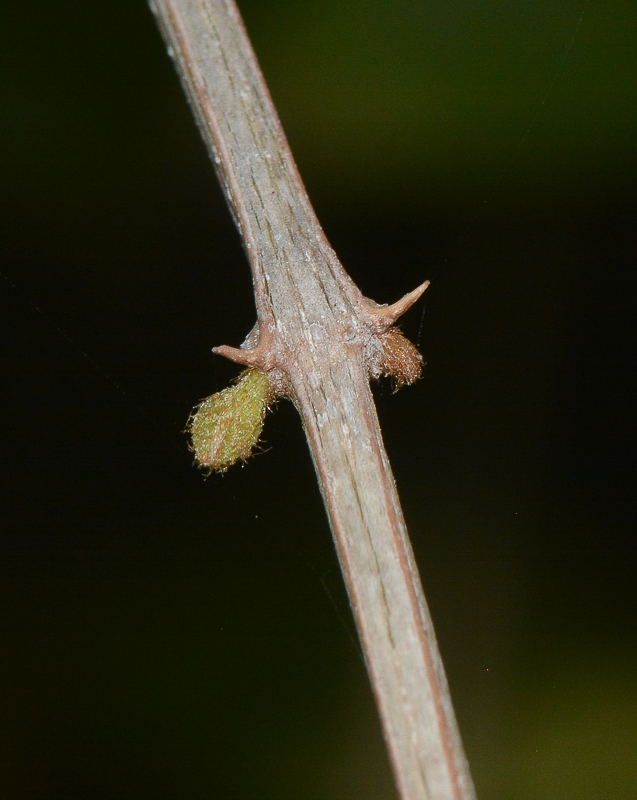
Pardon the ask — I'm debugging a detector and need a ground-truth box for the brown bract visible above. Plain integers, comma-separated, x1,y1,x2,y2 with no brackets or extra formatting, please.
376,328,424,389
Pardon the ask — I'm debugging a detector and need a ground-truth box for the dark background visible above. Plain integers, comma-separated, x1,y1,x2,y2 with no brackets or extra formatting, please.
1,1,636,798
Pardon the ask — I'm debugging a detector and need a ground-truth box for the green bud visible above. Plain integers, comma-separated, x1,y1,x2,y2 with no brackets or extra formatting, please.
188,368,274,473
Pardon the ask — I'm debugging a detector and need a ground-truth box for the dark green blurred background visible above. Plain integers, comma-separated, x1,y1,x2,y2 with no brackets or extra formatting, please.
1,1,636,798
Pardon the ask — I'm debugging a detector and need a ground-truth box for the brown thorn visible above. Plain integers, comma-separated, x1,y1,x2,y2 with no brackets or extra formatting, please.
213,343,275,371
364,279,430,331
213,344,258,366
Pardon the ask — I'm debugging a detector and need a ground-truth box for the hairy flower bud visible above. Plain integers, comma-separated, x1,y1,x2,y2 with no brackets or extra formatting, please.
188,368,274,473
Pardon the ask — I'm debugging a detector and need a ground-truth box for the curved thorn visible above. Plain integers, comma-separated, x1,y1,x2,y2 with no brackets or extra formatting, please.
213,342,276,371
364,279,430,330
213,344,259,366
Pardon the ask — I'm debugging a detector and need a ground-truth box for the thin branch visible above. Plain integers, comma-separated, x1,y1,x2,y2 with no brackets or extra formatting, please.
148,1,477,798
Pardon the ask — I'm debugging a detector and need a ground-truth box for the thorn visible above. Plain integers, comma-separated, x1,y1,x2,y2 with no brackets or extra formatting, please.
213,344,257,366
364,280,430,330
213,343,275,371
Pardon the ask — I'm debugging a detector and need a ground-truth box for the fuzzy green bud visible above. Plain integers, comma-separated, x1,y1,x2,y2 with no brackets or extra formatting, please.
188,368,274,473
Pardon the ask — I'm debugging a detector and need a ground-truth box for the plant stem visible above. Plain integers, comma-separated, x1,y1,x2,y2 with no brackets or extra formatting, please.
148,1,477,797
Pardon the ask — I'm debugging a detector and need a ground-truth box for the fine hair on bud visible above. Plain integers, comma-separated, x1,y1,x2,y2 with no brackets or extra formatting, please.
378,328,423,389
188,368,274,473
